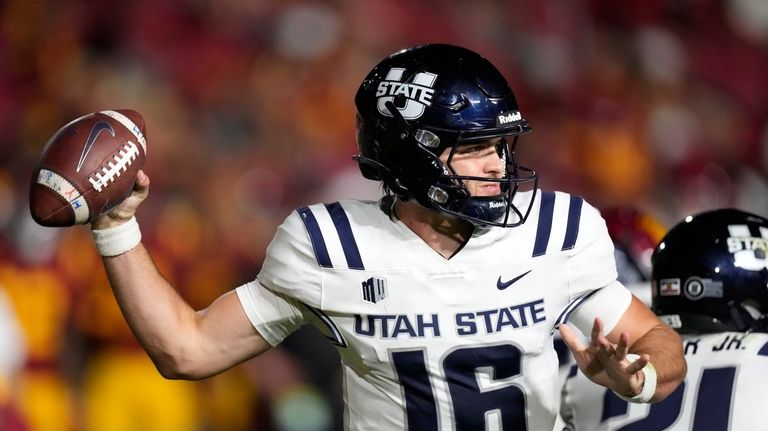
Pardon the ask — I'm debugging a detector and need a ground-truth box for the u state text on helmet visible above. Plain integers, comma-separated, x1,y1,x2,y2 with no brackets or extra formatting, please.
375,68,437,120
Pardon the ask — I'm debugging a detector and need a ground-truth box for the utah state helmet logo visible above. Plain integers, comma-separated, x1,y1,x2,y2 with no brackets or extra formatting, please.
375,67,437,120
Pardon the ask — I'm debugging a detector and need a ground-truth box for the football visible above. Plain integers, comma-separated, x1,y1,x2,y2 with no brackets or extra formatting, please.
29,109,147,227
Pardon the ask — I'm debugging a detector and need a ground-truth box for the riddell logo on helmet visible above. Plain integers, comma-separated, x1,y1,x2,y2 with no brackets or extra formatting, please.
496,111,522,126
376,67,437,120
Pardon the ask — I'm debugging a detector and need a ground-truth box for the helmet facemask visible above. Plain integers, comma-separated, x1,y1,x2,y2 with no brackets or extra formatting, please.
429,133,538,228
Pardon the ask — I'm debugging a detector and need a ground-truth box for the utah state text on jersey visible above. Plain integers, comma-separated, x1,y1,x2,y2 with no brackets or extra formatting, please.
354,298,545,339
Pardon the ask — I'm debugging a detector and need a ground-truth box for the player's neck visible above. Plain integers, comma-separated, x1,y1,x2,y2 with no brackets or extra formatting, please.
393,199,473,259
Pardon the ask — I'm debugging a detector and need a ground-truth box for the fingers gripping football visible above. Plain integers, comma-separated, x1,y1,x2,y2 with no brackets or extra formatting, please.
91,170,150,230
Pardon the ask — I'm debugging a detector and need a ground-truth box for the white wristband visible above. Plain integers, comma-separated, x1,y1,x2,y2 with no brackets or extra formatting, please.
91,216,142,257
615,353,657,404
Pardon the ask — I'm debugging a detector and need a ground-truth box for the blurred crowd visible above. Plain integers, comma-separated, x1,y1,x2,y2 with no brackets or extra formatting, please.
1,0,768,430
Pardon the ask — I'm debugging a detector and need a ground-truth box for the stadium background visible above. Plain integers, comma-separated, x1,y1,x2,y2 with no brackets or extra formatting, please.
1,0,768,430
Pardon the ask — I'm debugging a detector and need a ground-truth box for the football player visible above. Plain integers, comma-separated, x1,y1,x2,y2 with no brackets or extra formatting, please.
560,208,768,430
87,44,685,430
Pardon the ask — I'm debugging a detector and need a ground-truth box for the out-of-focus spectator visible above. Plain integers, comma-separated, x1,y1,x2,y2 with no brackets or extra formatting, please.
0,217,75,431
0,284,28,431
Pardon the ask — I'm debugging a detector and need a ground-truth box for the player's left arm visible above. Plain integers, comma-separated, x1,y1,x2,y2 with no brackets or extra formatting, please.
560,295,686,403
560,200,686,402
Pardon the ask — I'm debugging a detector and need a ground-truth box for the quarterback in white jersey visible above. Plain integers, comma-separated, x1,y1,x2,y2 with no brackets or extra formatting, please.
238,191,627,430
84,44,685,431
560,208,768,431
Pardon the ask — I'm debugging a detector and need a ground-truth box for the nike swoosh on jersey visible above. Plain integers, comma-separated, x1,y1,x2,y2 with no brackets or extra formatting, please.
77,121,115,172
497,270,532,290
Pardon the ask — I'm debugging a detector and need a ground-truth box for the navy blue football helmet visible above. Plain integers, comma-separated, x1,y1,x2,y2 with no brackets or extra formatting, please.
651,209,768,333
354,44,537,227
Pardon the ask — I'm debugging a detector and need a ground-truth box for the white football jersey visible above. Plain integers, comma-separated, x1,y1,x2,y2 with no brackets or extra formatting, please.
560,331,768,431
237,190,632,431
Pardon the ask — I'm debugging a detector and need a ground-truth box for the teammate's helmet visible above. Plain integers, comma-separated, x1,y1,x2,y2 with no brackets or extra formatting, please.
651,208,768,333
602,206,666,285
354,44,537,227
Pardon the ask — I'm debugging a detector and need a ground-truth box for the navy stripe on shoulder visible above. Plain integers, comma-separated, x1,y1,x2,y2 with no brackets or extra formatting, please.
561,195,584,251
297,207,332,268
325,202,365,270
533,191,556,257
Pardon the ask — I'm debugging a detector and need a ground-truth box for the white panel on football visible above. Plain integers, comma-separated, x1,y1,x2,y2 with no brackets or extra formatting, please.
100,110,147,153
36,168,91,224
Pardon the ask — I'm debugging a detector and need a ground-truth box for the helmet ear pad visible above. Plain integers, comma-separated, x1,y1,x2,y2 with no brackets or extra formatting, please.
355,114,451,204
376,130,462,210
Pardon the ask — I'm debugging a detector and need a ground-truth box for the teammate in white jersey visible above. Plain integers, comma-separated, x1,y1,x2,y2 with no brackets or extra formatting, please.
86,44,685,430
561,208,768,431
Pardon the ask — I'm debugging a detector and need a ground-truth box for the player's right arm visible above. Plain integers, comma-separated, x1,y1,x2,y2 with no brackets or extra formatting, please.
92,170,272,380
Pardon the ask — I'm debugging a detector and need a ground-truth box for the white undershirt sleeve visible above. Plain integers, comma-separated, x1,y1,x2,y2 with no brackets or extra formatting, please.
236,280,308,346
568,280,632,336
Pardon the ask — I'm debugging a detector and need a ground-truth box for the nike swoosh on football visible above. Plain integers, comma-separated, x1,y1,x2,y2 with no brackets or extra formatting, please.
497,270,532,290
77,121,115,172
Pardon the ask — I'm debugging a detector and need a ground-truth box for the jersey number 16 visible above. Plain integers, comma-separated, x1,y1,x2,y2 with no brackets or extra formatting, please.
393,344,527,431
